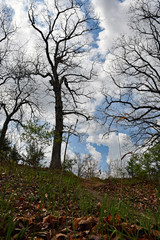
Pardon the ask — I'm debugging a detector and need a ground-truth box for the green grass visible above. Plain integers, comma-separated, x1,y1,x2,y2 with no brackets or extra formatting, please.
0,162,159,239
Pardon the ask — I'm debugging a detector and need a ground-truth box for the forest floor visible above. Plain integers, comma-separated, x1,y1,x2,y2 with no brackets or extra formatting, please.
0,162,160,240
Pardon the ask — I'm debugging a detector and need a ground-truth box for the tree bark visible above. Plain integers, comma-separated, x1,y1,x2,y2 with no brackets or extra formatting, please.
0,118,10,149
50,85,63,169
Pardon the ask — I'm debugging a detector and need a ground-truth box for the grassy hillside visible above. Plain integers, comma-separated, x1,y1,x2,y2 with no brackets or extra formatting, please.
0,162,159,239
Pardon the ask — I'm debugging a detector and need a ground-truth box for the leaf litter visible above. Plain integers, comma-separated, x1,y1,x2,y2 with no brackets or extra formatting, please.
0,164,159,239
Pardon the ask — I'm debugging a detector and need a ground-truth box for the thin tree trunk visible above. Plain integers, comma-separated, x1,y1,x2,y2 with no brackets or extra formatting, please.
63,130,70,164
63,120,78,164
50,86,63,169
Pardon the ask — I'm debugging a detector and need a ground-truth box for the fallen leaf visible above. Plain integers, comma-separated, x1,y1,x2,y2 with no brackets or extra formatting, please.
43,215,55,224
55,233,68,240
151,229,160,238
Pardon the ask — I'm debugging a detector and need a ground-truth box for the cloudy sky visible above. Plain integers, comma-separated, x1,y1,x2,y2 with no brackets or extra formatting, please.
0,0,136,176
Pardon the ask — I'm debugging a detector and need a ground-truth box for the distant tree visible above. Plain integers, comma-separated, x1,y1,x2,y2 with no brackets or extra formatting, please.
0,52,40,149
83,154,99,179
126,154,142,178
62,154,77,172
73,153,85,178
23,142,45,167
63,120,79,165
28,0,98,169
126,143,160,178
73,153,98,179
108,158,128,178
148,143,160,174
104,0,160,147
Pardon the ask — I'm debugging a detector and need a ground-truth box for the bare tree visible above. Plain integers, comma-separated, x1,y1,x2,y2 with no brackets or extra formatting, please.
0,53,40,149
28,0,98,169
63,119,79,164
0,6,39,148
104,0,160,148
74,153,99,179
0,5,16,86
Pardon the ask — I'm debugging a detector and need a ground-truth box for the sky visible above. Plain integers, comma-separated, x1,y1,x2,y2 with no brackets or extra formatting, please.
0,0,136,177
67,0,134,177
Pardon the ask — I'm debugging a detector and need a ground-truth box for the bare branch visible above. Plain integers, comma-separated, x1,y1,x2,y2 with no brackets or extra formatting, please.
104,0,160,148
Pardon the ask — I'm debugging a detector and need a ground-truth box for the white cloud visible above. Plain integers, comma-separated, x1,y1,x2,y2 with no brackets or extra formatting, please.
104,132,134,177
86,143,102,163
78,120,107,146
91,0,131,53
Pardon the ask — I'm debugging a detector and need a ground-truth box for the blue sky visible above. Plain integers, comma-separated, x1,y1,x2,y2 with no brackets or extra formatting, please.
69,135,109,171
64,0,133,173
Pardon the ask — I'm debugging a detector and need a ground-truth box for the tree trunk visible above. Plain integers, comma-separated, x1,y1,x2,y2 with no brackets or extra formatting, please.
50,85,63,169
0,119,10,148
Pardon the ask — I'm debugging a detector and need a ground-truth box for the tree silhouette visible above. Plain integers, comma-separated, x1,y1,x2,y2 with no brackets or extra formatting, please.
28,0,98,169
104,0,160,148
